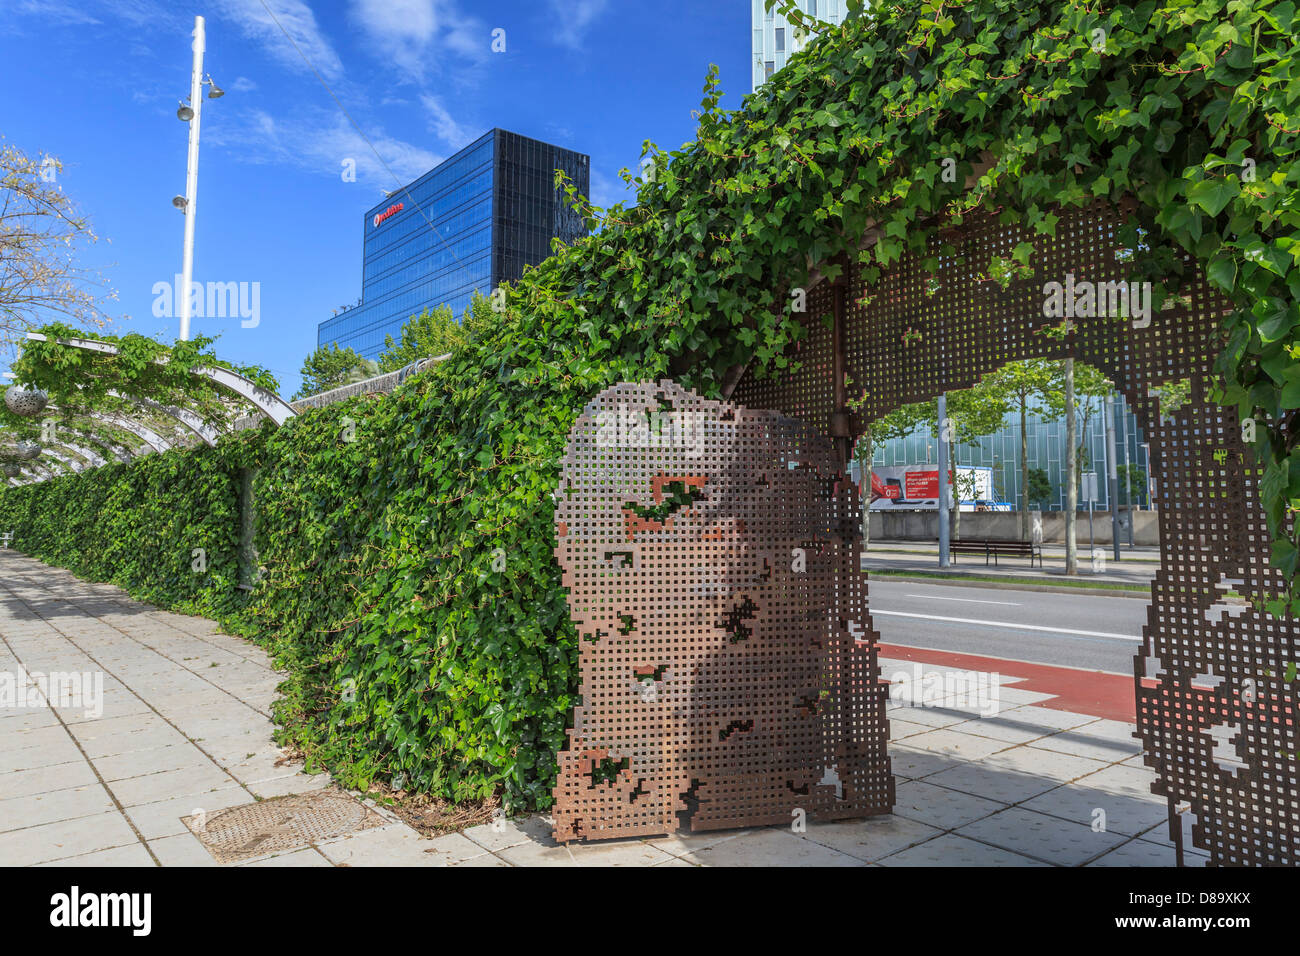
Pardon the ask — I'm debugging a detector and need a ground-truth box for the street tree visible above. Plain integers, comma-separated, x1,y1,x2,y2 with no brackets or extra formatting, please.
983,359,1056,540
0,140,113,359
942,379,1011,539
294,343,374,400
852,399,931,549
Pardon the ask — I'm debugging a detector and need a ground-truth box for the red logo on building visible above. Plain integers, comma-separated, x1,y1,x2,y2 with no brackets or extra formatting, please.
373,202,404,228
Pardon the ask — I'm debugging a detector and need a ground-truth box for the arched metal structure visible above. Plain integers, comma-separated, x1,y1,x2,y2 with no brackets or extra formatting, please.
722,199,1298,867
25,332,297,426
88,413,170,455
107,390,219,447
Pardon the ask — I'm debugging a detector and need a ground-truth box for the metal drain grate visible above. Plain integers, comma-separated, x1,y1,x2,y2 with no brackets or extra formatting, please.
183,788,385,864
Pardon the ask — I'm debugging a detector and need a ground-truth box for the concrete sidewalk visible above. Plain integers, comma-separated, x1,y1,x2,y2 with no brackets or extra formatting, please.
0,549,1194,867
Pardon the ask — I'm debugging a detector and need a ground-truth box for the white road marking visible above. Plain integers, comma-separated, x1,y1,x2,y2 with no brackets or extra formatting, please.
870,608,1139,641
905,593,1021,606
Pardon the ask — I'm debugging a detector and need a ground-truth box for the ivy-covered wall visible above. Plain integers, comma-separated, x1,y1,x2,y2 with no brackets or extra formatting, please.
0,440,248,615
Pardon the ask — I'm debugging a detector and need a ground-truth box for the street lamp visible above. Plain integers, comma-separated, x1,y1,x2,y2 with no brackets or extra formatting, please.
173,15,227,341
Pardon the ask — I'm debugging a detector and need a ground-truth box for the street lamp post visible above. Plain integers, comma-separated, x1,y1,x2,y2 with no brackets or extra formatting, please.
175,15,224,342
937,392,950,568
178,16,205,342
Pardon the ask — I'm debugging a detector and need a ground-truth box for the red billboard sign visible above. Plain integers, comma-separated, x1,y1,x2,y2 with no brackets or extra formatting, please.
904,469,939,499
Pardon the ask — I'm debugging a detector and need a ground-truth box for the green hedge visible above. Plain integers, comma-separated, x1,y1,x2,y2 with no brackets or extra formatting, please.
0,440,247,615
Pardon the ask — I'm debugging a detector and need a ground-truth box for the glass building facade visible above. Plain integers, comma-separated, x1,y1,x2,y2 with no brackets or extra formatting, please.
752,0,845,90
318,129,590,359
853,396,1154,512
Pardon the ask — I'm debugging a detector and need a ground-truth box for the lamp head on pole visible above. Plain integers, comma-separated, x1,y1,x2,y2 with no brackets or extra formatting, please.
204,75,224,99
176,99,194,122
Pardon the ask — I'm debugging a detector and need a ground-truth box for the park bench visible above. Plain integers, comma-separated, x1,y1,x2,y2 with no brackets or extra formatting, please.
949,537,1042,568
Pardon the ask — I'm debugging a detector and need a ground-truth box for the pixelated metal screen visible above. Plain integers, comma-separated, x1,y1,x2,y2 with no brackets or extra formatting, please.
729,200,1299,866
552,380,893,841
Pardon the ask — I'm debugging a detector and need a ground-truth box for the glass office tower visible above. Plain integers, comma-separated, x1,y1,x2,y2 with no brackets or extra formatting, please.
752,0,844,90
318,129,590,359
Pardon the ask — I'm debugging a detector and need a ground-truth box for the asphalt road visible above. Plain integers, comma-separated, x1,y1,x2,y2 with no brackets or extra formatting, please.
865,578,1147,674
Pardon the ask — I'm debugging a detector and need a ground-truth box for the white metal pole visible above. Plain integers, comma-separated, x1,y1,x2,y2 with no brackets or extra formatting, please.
179,15,205,341
937,392,950,568
1105,391,1121,562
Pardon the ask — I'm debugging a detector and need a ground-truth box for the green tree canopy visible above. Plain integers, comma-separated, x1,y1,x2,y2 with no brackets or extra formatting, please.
294,343,374,400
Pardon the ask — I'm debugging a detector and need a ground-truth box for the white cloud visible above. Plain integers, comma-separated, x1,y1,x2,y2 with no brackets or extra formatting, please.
349,0,488,78
13,0,102,26
211,107,440,186
588,168,630,210
548,0,607,51
230,76,258,92
421,94,470,150
213,0,344,82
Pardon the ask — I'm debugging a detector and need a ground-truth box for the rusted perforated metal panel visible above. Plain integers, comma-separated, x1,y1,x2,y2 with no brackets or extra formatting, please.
732,200,1300,866
551,380,892,842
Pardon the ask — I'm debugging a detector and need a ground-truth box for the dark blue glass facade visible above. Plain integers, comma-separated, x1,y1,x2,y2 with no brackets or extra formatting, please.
318,129,590,358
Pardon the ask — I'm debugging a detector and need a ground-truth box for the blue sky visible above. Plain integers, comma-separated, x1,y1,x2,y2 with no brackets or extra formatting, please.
0,0,751,395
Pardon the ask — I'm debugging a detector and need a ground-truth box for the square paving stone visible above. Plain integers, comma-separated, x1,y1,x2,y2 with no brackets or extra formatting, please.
893,780,1007,830
795,813,943,863
94,744,217,782
877,833,1047,867
33,843,156,867
925,761,1061,805
899,728,1013,761
956,806,1126,866
0,784,116,833
498,833,679,867
887,743,963,779
0,737,84,774
1022,780,1169,836
123,784,253,840
1030,728,1143,763
1086,839,1179,867
0,809,139,866
148,830,220,866
0,760,98,801
464,814,555,852
319,824,487,866
675,828,862,867
995,706,1099,732
239,848,332,867
108,762,237,807
983,745,1110,782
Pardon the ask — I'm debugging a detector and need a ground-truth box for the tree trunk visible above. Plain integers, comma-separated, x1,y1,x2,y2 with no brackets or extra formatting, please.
1064,359,1078,574
1019,395,1029,541
861,425,872,552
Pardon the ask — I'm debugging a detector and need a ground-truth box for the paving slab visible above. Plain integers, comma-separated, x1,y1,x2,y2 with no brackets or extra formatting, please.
672,828,863,867
795,814,944,863
877,833,1048,867
893,780,1007,830
956,806,1128,865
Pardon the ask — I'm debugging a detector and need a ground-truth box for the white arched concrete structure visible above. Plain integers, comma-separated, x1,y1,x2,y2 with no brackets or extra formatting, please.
25,332,297,426
107,390,219,447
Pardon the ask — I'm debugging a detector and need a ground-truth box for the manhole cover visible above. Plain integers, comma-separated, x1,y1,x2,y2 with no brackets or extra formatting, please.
183,788,385,864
